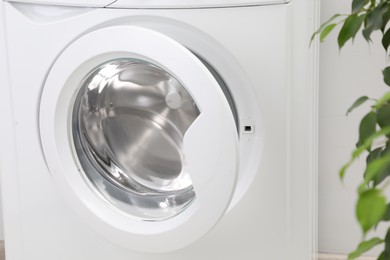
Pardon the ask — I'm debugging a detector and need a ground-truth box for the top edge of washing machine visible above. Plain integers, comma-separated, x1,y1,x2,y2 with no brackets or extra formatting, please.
4,0,291,8
3,0,114,7
108,0,291,8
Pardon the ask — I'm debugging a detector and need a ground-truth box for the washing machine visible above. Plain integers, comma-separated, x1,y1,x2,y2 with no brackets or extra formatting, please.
0,0,319,259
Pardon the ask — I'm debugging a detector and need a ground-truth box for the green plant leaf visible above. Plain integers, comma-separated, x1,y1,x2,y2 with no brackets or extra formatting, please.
352,0,369,13
382,9,390,32
357,112,377,149
382,28,390,51
367,147,390,186
346,96,369,115
382,204,390,221
340,161,354,180
320,23,337,42
358,182,369,195
356,189,387,234
348,237,384,259
340,127,390,180
366,147,383,164
361,127,390,153
384,67,390,87
375,92,390,109
376,145,390,185
365,147,383,181
378,105,390,129
310,14,343,45
338,14,366,49
362,3,389,41
364,152,390,185
376,229,390,260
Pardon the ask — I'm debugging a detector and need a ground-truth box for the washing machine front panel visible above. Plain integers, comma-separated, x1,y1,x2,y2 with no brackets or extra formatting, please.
39,26,239,252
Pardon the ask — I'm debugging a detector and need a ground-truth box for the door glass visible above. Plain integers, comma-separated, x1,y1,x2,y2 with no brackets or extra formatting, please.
72,58,200,221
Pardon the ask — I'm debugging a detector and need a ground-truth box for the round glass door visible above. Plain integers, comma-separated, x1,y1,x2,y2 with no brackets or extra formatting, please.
72,58,200,221
40,26,239,252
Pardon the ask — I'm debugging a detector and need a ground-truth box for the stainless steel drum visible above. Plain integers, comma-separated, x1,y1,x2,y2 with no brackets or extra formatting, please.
72,59,200,221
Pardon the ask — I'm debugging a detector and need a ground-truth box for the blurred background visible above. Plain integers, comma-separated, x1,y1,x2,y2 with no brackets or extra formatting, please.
319,0,389,256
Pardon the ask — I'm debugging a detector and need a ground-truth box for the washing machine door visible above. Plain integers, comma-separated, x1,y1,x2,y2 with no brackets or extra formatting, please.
40,26,239,253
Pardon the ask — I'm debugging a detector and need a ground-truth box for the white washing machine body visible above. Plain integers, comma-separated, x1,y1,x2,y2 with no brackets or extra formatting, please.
0,0,319,259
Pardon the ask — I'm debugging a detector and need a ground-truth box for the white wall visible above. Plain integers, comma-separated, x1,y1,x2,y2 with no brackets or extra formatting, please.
319,0,389,255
